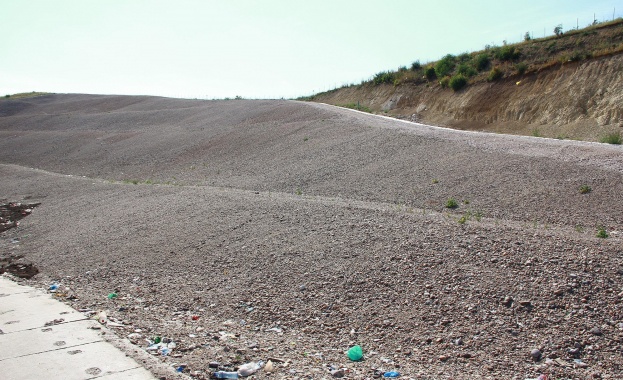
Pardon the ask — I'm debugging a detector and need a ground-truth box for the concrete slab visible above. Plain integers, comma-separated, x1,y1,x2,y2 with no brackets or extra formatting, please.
0,278,36,295
0,319,101,360
1,340,154,380
0,288,85,333
0,277,156,380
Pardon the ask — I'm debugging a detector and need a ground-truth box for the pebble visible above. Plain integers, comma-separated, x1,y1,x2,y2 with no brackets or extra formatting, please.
590,327,603,336
331,369,345,378
530,349,542,361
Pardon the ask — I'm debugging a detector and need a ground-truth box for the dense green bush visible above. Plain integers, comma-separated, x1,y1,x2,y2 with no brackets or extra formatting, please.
449,74,468,91
495,46,521,61
373,71,396,85
488,66,503,81
424,66,436,80
435,54,456,78
457,63,477,77
474,53,490,71
411,60,422,71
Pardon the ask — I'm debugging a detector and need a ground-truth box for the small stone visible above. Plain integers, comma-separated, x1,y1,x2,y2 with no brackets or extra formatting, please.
530,349,542,361
568,347,581,357
502,296,513,307
589,327,602,336
331,369,345,378
438,355,449,362
519,300,532,307
208,361,220,368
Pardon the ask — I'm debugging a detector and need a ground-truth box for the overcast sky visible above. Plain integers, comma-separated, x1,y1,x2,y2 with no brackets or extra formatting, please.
2,0,621,99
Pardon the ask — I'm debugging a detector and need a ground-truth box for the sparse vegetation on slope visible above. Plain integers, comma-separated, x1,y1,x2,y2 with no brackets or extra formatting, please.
306,18,623,142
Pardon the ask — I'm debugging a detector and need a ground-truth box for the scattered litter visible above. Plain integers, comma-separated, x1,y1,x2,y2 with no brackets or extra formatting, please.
176,365,186,372
191,315,200,320
213,371,239,379
264,360,274,373
573,359,588,368
97,311,108,324
347,345,363,361
107,293,118,299
383,371,400,378
238,360,263,376
49,284,59,291
266,327,283,333
107,321,124,327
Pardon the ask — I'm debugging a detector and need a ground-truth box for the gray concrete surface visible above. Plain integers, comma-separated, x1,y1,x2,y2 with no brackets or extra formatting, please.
0,276,155,380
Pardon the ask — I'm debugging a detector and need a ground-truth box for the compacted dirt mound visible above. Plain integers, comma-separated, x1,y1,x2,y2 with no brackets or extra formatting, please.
1,94,622,379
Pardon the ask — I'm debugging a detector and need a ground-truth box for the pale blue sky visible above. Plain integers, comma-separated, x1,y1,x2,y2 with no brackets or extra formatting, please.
2,0,621,99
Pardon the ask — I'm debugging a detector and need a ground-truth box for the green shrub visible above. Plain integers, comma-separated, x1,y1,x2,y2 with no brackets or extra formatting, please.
524,31,531,41
457,63,477,77
488,66,504,81
373,71,396,85
495,46,521,61
515,62,528,75
439,76,450,88
435,54,456,78
411,60,422,71
449,74,468,91
474,53,490,71
398,65,408,72
445,198,459,209
4,94,10,98
424,66,436,80
458,52,471,62
600,132,622,144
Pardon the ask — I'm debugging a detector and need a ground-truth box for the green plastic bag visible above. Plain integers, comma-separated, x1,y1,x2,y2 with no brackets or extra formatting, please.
347,345,363,361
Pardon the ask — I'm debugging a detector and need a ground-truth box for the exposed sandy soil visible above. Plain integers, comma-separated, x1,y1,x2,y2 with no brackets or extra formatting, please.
311,54,623,142
1,94,622,379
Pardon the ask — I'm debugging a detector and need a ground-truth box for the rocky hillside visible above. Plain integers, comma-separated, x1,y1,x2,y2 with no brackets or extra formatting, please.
310,20,623,142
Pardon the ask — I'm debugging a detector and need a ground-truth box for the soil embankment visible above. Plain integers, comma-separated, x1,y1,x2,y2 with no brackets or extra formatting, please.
1,94,622,379
312,53,623,142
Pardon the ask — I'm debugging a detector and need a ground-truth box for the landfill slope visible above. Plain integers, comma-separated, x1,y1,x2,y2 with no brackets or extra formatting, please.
1,94,622,379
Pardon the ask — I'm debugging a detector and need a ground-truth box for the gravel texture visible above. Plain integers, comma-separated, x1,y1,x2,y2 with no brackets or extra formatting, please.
1,94,623,379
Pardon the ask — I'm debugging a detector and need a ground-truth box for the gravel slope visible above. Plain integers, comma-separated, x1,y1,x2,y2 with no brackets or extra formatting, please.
1,94,622,379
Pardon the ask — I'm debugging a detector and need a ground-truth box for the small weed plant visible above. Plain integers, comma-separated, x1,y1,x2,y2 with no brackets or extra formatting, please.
445,198,459,209
596,227,608,238
579,185,592,194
